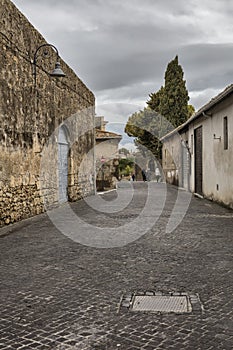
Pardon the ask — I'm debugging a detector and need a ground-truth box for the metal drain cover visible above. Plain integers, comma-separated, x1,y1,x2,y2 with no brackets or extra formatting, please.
119,291,204,314
131,295,192,313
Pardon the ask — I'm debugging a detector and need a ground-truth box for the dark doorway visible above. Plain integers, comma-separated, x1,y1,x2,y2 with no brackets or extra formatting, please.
194,126,203,195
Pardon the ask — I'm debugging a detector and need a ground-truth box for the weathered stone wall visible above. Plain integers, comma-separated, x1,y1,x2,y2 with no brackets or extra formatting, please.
96,158,119,191
0,0,95,226
95,138,120,191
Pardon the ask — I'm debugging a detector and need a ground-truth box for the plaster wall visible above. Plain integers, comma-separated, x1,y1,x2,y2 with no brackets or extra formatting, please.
189,97,233,208
162,132,182,186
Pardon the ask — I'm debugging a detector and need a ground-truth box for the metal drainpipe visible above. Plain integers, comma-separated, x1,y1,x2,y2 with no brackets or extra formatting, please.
202,111,212,118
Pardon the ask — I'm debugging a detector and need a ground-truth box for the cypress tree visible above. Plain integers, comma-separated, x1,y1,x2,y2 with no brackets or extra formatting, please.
147,86,164,113
159,55,189,128
125,55,192,160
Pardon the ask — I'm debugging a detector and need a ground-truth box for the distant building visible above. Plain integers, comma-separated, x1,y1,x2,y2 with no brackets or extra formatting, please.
95,116,108,131
95,117,122,190
161,85,233,208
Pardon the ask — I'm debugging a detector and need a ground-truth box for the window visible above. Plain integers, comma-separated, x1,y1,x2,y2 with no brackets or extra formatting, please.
191,134,193,154
223,116,228,150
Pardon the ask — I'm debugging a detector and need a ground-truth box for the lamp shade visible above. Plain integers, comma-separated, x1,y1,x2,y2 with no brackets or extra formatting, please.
50,61,66,77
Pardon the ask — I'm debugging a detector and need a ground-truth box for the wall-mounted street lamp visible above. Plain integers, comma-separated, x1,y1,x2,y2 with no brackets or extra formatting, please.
32,43,66,87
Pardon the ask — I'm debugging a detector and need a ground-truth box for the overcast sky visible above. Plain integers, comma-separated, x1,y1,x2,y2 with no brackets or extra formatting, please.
12,0,233,148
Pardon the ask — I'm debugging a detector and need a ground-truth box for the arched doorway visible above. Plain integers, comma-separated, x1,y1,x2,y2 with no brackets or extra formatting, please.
58,126,69,203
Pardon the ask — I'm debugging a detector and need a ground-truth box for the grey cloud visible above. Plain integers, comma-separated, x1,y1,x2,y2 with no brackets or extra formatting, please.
11,0,233,113
180,44,233,91
190,88,221,110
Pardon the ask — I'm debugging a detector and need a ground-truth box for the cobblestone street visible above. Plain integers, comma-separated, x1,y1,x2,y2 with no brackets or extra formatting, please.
0,183,233,350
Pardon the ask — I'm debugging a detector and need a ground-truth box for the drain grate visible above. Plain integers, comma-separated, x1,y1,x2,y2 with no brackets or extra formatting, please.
119,291,204,314
132,295,191,313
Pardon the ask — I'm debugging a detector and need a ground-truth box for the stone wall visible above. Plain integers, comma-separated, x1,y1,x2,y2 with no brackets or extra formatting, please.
96,158,119,191
95,136,121,191
0,0,95,226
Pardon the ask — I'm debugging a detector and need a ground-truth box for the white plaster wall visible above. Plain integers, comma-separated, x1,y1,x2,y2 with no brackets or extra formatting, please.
162,132,182,186
189,97,233,208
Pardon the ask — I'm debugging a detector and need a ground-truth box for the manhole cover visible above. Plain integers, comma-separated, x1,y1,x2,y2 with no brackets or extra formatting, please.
132,295,191,313
119,291,204,314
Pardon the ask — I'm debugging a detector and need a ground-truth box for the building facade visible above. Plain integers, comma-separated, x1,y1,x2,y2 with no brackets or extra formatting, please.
0,0,95,226
95,117,122,190
162,85,233,208
161,125,189,188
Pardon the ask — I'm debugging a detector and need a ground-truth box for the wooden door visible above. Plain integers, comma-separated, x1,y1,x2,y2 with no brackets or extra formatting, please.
194,126,203,195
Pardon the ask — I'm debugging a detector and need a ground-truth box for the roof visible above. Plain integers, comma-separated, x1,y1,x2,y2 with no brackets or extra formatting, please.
160,121,187,141
161,84,233,141
188,83,233,122
95,129,122,140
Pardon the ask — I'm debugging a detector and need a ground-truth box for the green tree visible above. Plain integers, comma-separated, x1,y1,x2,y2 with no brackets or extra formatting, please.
118,158,134,176
125,55,193,159
119,147,130,156
125,108,166,159
188,104,195,118
159,55,189,127
147,86,164,113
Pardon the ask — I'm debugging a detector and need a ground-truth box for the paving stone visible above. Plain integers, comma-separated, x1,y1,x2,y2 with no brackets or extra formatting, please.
0,184,232,349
